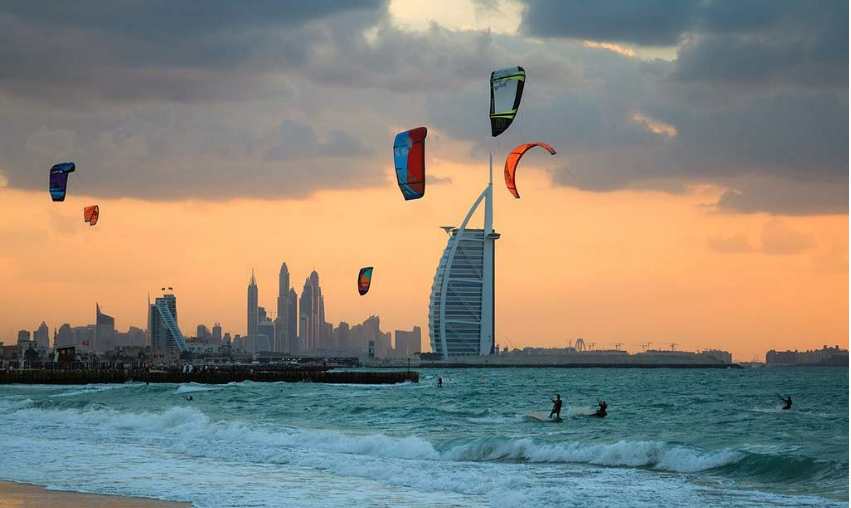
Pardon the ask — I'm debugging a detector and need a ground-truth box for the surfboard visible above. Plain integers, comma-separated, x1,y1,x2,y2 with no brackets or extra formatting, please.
526,411,562,422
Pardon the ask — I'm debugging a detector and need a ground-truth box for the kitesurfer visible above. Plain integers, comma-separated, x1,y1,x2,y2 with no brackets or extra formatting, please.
183,395,193,402
549,394,563,420
778,394,792,410
594,398,608,417
437,377,443,388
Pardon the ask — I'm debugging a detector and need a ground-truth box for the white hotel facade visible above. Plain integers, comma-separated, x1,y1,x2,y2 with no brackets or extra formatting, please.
428,157,500,358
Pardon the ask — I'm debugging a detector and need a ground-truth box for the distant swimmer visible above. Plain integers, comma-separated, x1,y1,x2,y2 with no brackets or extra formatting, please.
549,394,563,420
777,394,792,410
593,398,608,417
437,377,443,388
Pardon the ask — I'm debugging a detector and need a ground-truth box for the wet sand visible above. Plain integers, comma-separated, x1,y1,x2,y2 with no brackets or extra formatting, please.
0,481,191,508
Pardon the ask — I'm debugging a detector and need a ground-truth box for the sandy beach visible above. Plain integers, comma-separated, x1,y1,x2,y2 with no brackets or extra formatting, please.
0,481,191,508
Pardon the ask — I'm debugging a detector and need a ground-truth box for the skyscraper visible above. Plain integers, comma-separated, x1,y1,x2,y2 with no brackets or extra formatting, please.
96,304,115,352
149,291,187,354
275,262,291,353
319,294,328,349
277,263,290,322
17,330,30,344
56,323,73,348
429,156,499,358
247,269,258,338
33,321,49,348
257,320,275,353
287,287,298,353
299,280,314,350
299,270,327,352
395,326,422,358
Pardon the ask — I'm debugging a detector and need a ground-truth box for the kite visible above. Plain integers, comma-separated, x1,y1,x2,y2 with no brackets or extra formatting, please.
504,143,556,199
393,127,427,200
49,162,76,202
83,205,99,226
490,66,525,137
358,267,373,295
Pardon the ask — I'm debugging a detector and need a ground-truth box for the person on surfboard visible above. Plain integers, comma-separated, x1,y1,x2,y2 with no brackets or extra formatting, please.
549,394,563,420
437,377,443,388
593,398,607,417
777,393,792,410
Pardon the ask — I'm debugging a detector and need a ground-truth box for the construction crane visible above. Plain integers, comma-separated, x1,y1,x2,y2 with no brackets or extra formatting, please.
612,342,623,351
588,342,596,351
670,343,678,351
503,336,517,351
640,342,652,351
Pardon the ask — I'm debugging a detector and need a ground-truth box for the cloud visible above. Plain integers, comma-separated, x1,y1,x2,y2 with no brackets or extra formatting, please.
715,177,848,216
25,127,76,158
0,1,386,104
707,233,754,254
0,0,844,215
583,41,635,58
265,120,369,160
521,0,698,46
426,174,453,185
759,219,816,255
631,112,676,138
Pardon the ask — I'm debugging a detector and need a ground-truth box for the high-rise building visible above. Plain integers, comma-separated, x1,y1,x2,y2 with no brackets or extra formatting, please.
96,304,115,352
56,324,73,348
212,323,222,343
73,325,96,352
348,315,388,356
287,288,298,353
17,330,30,344
394,326,422,358
148,291,187,354
429,158,499,358
333,322,350,351
247,269,258,338
33,321,50,348
196,324,209,340
258,306,267,323
299,277,316,351
257,320,275,353
275,263,291,352
298,270,329,351
319,294,327,348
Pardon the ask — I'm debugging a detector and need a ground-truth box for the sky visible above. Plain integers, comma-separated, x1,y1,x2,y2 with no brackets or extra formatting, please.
0,0,847,361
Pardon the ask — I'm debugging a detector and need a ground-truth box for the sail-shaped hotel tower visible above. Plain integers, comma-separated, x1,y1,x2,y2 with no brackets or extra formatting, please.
429,156,500,358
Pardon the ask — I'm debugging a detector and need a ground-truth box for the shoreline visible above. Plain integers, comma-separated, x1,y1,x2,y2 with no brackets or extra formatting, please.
0,480,192,508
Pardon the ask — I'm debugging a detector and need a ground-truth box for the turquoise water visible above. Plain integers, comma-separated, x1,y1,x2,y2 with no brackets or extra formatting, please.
0,367,846,507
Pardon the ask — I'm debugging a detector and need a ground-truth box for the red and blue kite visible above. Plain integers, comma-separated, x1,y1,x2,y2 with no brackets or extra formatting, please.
393,127,427,200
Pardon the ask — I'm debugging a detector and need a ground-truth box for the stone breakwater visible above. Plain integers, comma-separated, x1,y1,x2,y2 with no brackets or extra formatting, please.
0,368,418,385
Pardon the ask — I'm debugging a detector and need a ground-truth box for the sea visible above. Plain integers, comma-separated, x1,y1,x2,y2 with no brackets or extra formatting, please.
0,367,846,508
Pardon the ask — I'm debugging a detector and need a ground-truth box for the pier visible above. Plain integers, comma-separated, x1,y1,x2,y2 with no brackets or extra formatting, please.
0,368,418,385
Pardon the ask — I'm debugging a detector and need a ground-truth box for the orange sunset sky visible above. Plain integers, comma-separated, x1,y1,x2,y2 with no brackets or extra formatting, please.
0,0,847,361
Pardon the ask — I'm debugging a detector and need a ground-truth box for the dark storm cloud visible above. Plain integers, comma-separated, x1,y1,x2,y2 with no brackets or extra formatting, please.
520,0,848,89
521,0,697,46
265,120,370,160
0,1,385,104
511,0,848,214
